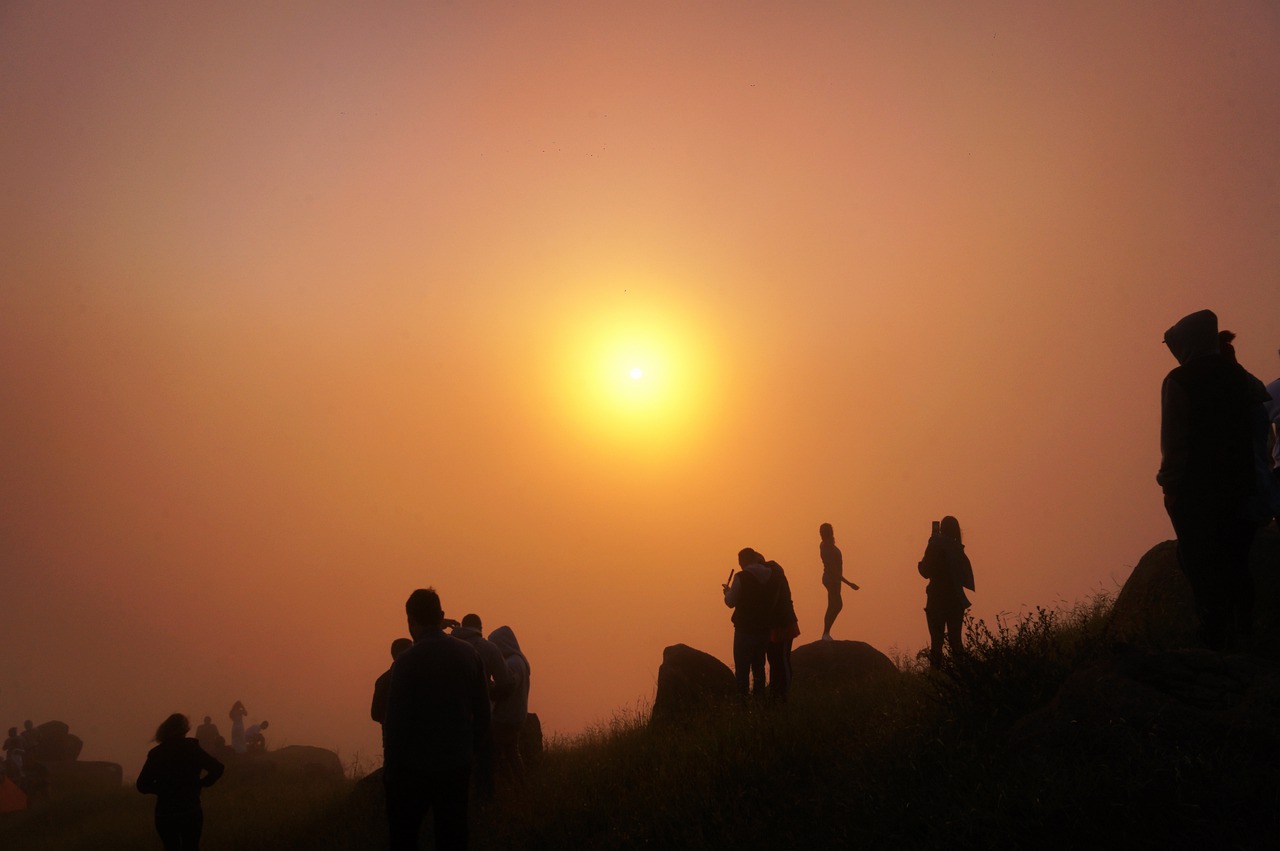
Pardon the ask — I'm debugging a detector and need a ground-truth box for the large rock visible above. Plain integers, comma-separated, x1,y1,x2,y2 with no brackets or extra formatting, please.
29,721,83,762
260,745,345,780
650,644,736,723
790,640,898,690
1110,526,1280,652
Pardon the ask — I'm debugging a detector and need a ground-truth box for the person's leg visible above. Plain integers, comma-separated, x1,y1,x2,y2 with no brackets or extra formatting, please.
430,766,471,851
732,629,752,698
154,813,180,851
946,611,965,660
1171,505,1230,650
1223,517,1258,651
385,771,428,851
823,585,842,637
749,631,768,698
925,608,945,667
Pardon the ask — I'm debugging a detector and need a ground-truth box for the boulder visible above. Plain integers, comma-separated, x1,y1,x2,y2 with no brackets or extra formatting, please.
1110,526,1280,652
790,640,898,690
43,760,122,797
29,721,82,762
260,745,345,781
520,712,543,765
650,644,736,723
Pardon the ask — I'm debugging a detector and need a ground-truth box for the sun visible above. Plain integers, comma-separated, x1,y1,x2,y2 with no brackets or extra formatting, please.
629,367,644,380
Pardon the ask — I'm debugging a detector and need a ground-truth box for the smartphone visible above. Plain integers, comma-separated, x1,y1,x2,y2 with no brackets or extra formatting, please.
931,520,940,537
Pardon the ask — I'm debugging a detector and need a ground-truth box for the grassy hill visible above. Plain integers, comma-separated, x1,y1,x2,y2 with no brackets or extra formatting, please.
4,591,1278,850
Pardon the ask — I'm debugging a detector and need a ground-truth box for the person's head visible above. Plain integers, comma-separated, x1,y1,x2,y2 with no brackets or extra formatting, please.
260,720,269,730
22,721,32,731
390,637,413,660
1163,309,1219,365
461,613,482,631
203,716,212,725
7,727,15,738
939,515,962,544
737,548,765,567
154,713,190,743
405,588,444,637
819,523,834,542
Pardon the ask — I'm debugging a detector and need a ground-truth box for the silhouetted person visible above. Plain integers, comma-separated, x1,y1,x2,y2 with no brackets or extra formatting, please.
18,721,38,753
723,548,777,699
918,516,974,667
762,555,799,701
819,523,860,640
371,637,415,729
487,625,530,787
193,717,221,755
228,701,247,755
451,615,513,706
1159,310,1260,651
1221,330,1280,525
244,720,268,754
136,713,224,851
1267,348,1280,496
2,727,22,776
383,588,491,851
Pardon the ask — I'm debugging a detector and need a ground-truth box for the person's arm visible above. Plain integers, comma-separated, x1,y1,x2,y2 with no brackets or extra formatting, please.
371,670,390,724
723,573,742,607
470,657,494,799
1157,374,1190,495
485,645,515,701
135,753,157,795
198,746,224,787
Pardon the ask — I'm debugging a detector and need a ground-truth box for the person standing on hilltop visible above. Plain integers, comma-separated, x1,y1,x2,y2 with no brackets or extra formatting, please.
917,516,975,668
371,637,415,731
228,701,247,755
136,713,224,851
819,523,860,641
487,625,530,788
383,588,491,851
1158,310,1263,651
762,554,800,701
452,614,514,707
723,548,777,700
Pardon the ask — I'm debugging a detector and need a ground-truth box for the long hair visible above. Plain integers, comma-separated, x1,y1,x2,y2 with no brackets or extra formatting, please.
940,515,962,544
155,713,190,743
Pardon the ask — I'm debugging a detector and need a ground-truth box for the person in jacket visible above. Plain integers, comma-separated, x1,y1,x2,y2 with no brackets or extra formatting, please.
452,615,513,706
383,588,491,851
917,516,975,668
763,555,799,701
819,523,860,641
136,713,224,851
371,637,415,730
487,625,530,787
1159,310,1262,650
723,548,777,699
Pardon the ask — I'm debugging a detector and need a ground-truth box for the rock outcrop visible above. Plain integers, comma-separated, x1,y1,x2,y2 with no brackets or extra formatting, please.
29,720,83,763
259,745,345,780
790,640,898,689
650,644,736,723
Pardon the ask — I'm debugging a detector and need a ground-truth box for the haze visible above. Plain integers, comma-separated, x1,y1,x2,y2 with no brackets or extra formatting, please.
3,2,1278,777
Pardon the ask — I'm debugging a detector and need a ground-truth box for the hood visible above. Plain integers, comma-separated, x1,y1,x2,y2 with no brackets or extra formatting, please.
488,626,529,673
450,625,482,642
1163,310,1219,366
741,562,774,584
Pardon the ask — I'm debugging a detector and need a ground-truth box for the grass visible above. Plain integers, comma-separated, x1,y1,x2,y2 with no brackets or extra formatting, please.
5,591,1276,849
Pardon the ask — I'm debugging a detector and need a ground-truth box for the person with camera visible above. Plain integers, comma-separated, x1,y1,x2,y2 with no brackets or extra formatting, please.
917,516,975,668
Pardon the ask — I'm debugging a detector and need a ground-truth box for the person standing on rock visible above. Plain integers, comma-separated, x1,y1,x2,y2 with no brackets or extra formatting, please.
136,713,224,851
1158,310,1262,651
383,588,491,851
228,701,247,755
723,548,777,699
819,523,860,641
762,555,800,701
917,516,974,667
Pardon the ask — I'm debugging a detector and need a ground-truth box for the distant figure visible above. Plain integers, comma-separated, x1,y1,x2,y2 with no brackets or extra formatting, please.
228,701,247,755
487,625,530,786
917,516,975,668
1159,310,1261,650
244,720,269,754
383,588,492,851
723,548,777,699
136,713,224,851
371,637,415,728
193,717,221,755
18,721,38,752
762,555,799,701
819,523,860,640
3,727,23,776
452,615,514,706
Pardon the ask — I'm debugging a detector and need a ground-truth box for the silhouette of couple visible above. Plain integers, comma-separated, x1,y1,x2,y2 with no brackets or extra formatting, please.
723,549,799,700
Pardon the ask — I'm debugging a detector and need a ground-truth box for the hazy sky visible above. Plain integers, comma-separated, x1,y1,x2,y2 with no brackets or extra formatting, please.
3,1,1278,776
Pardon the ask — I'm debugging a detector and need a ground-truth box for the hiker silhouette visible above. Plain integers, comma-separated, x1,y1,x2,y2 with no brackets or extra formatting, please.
917,516,975,667
1158,310,1264,651
371,637,414,728
136,713,224,851
723,548,777,699
819,523,860,640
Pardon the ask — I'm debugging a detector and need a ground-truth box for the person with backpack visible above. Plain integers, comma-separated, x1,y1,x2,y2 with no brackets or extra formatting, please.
762,555,800,701
723,548,778,700
917,516,975,668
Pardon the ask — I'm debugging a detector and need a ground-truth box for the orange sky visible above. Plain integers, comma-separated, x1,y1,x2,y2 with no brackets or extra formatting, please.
2,2,1278,777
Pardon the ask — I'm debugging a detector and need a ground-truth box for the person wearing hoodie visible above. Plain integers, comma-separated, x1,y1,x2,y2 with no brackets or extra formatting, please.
723,548,778,699
917,516,975,668
1159,309,1263,651
487,625,530,786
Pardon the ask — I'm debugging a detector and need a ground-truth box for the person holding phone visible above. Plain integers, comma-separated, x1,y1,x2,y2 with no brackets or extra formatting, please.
917,516,975,667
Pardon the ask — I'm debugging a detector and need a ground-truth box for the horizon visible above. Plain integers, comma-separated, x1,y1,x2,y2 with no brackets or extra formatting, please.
3,1,1278,781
